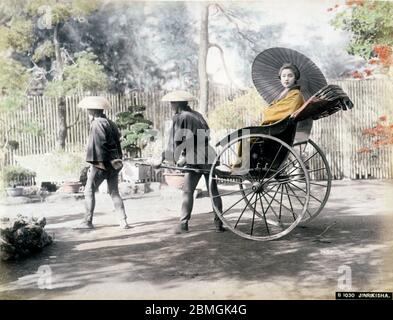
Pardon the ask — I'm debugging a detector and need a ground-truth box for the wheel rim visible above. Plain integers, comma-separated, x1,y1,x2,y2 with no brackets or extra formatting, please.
209,133,310,241
292,139,332,223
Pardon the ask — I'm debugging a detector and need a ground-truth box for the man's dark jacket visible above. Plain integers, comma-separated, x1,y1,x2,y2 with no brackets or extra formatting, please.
164,107,215,166
86,115,122,166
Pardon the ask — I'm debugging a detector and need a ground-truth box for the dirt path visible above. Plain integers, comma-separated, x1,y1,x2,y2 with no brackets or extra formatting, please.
1,180,393,299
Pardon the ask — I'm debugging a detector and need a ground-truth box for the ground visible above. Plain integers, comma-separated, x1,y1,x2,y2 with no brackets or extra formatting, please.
0,180,393,300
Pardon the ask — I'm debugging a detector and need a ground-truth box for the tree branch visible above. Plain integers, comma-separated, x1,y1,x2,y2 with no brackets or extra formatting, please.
214,4,258,52
66,110,81,130
208,42,239,88
53,23,64,81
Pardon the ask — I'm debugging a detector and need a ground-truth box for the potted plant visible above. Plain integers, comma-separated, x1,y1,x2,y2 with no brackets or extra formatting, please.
115,105,155,159
2,165,36,197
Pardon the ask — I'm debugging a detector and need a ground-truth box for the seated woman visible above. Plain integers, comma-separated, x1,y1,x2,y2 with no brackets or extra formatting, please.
232,63,305,172
262,63,304,125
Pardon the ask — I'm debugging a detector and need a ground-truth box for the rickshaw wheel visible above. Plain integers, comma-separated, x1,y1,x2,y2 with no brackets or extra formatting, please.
292,139,332,224
209,133,310,241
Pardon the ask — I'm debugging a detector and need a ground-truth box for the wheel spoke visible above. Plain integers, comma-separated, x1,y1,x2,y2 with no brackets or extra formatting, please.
288,181,322,203
265,188,307,199
259,193,287,229
234,191,257,228
284,184,296,221
285,183,313,218
279,184,283,220
250,193,258,235
286,183,306,207
309,181,329,188
263,189,296,214
258,193,270,234
261,156,301,187
221,187,255,216
307,167,328,174
260,186,282,223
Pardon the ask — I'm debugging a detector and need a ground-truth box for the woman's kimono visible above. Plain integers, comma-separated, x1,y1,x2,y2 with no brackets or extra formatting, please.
262,86,305,125
232,86,305,171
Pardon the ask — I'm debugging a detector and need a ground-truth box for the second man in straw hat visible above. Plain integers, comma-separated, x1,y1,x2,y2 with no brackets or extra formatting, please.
156,90,226,234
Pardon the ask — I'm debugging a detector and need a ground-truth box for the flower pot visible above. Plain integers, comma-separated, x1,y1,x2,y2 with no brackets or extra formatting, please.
60,182,82,193
163,172,185,189
6,187,24,197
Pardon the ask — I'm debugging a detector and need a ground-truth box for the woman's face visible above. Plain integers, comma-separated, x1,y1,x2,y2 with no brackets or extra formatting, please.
280,68,296,88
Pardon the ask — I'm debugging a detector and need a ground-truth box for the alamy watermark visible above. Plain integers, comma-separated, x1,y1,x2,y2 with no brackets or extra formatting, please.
337,265,352,291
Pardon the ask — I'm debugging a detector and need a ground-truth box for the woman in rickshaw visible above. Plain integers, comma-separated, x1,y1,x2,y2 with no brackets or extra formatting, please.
233,62,305,171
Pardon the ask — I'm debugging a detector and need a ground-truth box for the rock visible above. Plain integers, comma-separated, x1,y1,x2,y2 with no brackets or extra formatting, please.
37,217,46,228
0,215,53,261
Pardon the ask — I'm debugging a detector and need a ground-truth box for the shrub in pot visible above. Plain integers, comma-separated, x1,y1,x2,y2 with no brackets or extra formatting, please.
2,165,36,197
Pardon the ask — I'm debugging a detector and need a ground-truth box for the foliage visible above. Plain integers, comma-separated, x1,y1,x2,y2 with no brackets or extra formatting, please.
3,18,35,53
0,57,29,111
72,2,198,91
2,165,36,187
32,40,55,63
0,0,108,148
14,149,86,182
115,105,154,157
208,88,266,130
49,149,86,178
330,0,393,75
19,120,44,136
44,51,108,96
0,92,25,113
359,115,393,152
0,0,106,96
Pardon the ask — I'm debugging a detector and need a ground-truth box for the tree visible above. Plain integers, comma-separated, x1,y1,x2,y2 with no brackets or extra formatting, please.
197,3,284,115
67,1,198,92
0,56,33,169
198,4,210,116
0,0,108,149
143,2,199,90
330,0,393,77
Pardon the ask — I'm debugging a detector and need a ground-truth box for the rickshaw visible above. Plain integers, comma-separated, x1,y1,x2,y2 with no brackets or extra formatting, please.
154,48,354,241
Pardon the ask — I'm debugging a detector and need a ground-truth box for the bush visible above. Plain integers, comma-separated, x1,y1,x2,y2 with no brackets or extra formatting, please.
208,88,267,131
14,148,86,184
2,165,36,187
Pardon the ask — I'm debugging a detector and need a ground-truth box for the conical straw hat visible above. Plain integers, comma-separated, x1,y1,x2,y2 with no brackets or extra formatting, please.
161,90,196,102
77,96,111,110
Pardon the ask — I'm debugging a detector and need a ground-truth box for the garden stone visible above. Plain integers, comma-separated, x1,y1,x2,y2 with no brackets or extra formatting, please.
0,215,53,261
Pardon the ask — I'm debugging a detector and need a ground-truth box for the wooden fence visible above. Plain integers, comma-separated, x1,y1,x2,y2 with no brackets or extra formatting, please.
1,80,393,180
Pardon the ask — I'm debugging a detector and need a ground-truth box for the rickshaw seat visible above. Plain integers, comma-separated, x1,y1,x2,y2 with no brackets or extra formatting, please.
216,117,296,147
